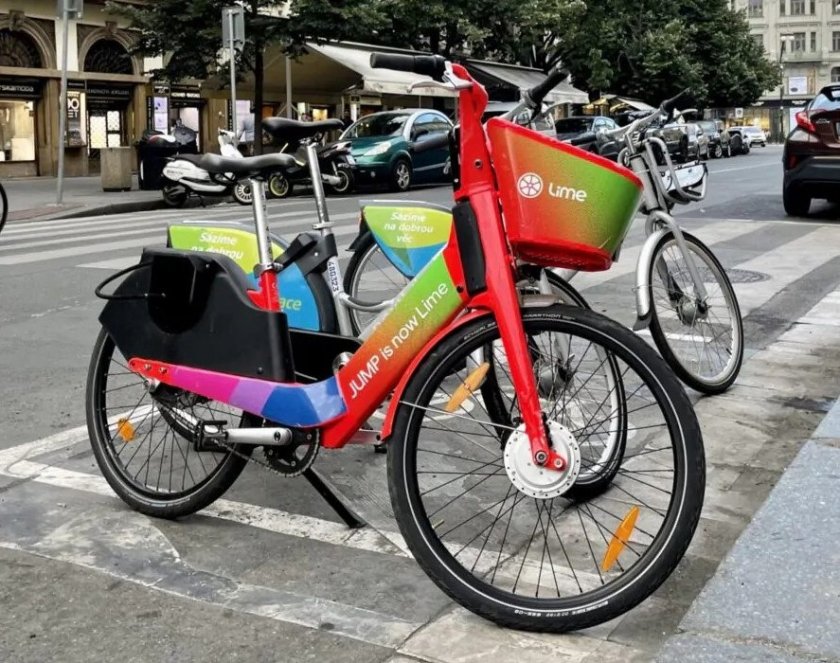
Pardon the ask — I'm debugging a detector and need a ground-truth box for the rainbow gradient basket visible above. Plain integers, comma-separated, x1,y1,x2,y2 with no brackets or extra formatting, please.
487,118,643,271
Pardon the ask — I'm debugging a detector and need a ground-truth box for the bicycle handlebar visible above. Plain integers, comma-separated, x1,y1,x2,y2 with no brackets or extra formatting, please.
661,89,691,117
370,52,447,82
522,64,569,109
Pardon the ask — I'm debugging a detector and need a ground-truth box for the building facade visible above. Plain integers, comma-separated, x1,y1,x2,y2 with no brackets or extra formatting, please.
0,0,151,178
734,0,840,138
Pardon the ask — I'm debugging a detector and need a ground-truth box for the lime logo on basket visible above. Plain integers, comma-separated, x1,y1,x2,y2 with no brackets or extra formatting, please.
517,172,543,198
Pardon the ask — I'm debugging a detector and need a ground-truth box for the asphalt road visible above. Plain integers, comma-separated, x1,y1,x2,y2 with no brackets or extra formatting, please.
2,144,840,662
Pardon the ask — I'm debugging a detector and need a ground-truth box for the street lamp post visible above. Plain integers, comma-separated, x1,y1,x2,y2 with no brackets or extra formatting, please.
778,33,795,142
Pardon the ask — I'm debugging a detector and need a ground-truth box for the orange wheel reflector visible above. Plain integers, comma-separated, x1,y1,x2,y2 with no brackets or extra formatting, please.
444,362,490,413
116,417,136,443
601,506,639,572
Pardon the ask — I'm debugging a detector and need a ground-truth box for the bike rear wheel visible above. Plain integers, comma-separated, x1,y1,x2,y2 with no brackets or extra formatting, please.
648,231,743,394
387,306,704,632
86,327,251,518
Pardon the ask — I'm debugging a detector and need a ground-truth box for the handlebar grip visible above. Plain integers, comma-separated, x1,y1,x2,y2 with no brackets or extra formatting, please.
661,89,691,115
369,52,447,81
523,64,569,108
567,132,597,147
412,132,451,153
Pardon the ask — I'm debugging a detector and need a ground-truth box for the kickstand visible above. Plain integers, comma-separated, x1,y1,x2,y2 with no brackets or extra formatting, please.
303,466,367,529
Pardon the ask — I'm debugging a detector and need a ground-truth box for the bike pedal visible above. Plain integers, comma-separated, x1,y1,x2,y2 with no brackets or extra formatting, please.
194,420,229,452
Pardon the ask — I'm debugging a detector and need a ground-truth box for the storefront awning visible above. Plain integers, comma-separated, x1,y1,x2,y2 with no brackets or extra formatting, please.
611,97,654,111
305,43,457,98
465,61,589,105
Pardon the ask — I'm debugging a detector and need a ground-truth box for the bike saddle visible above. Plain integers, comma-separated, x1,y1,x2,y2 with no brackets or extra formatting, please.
262,118,344,144
199,152,297,178
175,154,205,165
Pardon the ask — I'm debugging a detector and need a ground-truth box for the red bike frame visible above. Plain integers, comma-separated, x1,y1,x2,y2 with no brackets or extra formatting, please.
132,64,564,471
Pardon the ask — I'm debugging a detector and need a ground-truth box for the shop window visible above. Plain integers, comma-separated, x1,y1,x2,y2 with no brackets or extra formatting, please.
0,100,35,162
84,39,132,75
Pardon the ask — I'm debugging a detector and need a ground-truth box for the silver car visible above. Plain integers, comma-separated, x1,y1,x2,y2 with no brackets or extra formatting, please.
731,125,767,147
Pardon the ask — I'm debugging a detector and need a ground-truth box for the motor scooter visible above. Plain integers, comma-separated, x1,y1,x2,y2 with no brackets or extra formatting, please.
263,118,355,198
160,129,252,207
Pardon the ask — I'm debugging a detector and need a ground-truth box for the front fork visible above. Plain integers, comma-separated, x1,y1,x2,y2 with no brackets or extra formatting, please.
470,190,565,472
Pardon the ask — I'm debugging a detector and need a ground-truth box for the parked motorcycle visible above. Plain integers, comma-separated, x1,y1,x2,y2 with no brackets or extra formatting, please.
263,118,355,198
160,129,252,207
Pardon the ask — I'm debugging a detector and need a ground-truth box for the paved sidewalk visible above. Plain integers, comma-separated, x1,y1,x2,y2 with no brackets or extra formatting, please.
3,175,164,222
659,381,840,657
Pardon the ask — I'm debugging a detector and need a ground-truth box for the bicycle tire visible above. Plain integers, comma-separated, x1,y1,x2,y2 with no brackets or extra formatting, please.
0,181,7,235
647,231,743,394
387,305,704,632
86,327,251,519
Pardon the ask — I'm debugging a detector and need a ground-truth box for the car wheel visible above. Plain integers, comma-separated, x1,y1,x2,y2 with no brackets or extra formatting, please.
712,143,723,159
783,187,811,216
390,159,412,192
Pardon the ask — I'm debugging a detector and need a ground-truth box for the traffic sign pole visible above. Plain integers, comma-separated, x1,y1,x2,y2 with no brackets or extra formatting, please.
227,7,237,139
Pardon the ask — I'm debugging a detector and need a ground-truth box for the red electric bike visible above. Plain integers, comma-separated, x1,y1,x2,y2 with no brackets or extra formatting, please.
86,55,704,632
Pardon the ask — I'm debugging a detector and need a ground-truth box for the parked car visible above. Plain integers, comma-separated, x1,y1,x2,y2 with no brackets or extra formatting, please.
554,116,621,160
782,83,840,216
646,112,710,162
340,109,452,191
726,127,751,156
731,125,767,147
696,119,731,158
482,101,556,137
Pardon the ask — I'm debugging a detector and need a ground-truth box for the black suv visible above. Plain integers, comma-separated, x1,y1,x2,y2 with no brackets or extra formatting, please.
782,84,840,216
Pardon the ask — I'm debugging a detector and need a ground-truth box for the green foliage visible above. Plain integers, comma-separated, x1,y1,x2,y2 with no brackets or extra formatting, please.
106,0,382,81
553,0,780,106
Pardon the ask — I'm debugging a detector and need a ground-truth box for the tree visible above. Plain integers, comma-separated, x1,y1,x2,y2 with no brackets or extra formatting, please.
552,0,780,106
371,0,584,67
107,0,382,152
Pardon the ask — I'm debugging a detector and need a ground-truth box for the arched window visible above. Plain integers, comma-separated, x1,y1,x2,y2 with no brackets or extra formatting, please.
0,29,43,68
84,39,132,75
832,66,840,83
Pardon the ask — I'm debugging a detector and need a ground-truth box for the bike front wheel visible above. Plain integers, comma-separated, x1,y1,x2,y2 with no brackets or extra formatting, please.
648,231,743,394
387,305,705,632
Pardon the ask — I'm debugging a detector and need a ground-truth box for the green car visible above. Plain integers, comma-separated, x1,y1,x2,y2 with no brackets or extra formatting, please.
340,109,453,191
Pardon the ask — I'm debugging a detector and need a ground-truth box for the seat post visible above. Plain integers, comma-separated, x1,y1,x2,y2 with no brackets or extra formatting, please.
250,178,273,270
306,142,332,232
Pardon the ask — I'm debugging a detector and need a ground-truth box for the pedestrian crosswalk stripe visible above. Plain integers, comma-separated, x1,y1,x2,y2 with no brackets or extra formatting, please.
0,224,170,253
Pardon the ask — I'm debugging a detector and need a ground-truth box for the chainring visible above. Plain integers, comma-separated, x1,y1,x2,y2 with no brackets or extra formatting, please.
262,433,320,477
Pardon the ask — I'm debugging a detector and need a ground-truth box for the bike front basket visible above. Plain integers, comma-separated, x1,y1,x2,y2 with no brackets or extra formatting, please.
488,119,643,271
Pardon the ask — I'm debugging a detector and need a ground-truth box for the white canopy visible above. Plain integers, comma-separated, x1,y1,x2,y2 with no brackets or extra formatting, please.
466,60,589,105
305,42,457,98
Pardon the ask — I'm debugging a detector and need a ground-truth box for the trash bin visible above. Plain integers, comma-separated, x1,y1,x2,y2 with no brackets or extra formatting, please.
137,134,182,190
101,146,133,192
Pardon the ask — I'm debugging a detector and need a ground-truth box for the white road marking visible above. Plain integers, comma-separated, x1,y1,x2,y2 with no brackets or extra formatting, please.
76,225,361,270
3,460,409,558
567,219,765,290
733,225,840,316
0,225,174,252
0,237,167,265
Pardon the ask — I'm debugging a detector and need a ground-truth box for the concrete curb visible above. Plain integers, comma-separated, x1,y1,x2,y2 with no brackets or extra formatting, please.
50,198,166,220
657,395,840,663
